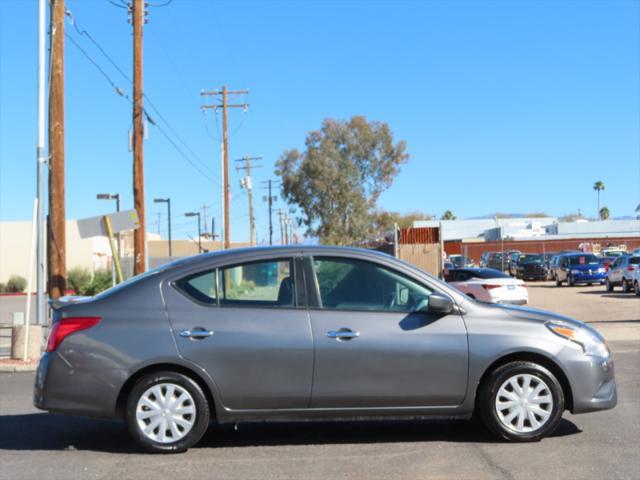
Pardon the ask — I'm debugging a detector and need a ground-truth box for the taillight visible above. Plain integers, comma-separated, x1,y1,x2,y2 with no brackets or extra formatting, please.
482,284,502,290
46,317,101,352
627,266,635,271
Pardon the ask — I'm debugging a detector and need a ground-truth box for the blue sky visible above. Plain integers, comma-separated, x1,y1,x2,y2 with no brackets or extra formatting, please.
1,0,639,242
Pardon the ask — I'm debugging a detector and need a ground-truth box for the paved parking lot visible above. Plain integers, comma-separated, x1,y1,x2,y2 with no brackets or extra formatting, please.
1,283,638,480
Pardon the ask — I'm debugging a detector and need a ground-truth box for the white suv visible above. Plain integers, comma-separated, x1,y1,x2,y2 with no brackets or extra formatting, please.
633,268,640,296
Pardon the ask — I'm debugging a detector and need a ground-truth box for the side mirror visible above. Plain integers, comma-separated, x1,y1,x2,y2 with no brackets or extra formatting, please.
426,293,454,314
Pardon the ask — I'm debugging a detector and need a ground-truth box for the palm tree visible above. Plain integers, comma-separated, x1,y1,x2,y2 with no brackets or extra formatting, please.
593,181,605,219
599,206,610,220
440,210,457,220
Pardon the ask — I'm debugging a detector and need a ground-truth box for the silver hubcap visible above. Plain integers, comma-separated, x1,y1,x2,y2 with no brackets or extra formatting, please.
495,374,553,433
136,383,196,443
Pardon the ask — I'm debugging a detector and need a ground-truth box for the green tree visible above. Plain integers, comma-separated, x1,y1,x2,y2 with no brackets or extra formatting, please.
6,275,27,293
370,210,434,231
440,210,457,220
276,116,409,244
599,206,610,220
593,181,605,218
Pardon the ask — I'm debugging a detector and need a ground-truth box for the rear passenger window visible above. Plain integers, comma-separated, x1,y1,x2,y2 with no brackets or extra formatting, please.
218,259,294,307
176,271,217,305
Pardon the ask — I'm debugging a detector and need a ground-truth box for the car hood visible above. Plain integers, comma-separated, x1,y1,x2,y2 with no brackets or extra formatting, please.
483,302,586,329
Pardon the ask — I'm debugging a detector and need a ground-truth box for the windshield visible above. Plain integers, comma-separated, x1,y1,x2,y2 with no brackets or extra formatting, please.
568,254,599,266
520,254,543,264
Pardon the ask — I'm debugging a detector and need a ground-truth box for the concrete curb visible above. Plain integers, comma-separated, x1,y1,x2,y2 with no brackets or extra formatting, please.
0,362,38,372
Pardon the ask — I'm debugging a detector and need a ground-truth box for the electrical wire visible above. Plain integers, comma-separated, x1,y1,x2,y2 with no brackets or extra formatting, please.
66,7,219,181
147,0,173,7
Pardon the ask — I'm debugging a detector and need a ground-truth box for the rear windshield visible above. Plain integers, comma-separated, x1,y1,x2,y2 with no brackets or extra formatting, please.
630,256,640,265
568,254,599,265
464,269,509,279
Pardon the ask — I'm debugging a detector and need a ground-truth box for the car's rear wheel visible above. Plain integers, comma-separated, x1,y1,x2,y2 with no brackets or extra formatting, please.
622,279,631,293
126,371,210,453
478,361,564,442
635,281,640,296
606,279,614,292
555,277,562,287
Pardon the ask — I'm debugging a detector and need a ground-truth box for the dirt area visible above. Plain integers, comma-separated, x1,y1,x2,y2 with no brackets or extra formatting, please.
525,280,640,341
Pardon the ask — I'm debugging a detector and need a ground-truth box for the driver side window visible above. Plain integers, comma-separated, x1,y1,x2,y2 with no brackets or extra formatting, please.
313,257,432,313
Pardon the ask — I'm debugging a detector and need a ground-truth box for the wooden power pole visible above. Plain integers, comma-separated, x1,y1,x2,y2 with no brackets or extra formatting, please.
236,156,262,246
48,0,66,299
201,87,249,249
132,0,146,274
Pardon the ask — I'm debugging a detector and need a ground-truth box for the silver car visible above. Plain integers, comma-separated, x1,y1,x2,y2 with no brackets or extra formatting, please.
35,246,616,453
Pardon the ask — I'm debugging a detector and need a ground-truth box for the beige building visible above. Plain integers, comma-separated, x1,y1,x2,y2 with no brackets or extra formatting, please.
0,220,250,285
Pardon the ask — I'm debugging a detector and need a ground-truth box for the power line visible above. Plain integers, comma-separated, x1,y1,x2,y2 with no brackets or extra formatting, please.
66,7,219,181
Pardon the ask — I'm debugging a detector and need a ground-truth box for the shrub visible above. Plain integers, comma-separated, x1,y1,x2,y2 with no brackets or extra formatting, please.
67,268,112,296
67,267,92,295
0,282,6,293
6,275,27,293
81,269,112,296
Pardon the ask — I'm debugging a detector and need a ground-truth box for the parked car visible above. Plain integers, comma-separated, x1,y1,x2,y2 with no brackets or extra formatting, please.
486,252,507,271
515,254,547,281
479,252,492,268
35,246,616,452
547,255,560,280
598,256,616,272
448,254,474,268
633,268,640,296
506,251,523,276
600,248,626,258
446,267,528,305
553,253,606,286
605,255,640,293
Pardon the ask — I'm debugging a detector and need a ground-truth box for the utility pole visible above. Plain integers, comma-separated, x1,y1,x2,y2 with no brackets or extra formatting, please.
132,0,146,274
201,205,208,238
201,87,249,249
48,0,66,299
277,209,286,245
36,0,46,325
261,180,278,246
236,156,262,246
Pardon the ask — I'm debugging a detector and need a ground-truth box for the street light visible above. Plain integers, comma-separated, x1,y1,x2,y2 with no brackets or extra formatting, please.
96,192,121,259
153,198,172,257
185,212,202,253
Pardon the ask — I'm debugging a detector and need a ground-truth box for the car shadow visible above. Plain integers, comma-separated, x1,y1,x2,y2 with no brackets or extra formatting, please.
0,413,582,453
578,291,639,299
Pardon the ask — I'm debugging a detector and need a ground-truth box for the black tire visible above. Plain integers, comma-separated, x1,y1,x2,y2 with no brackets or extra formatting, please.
568,274,575,287
126,371,211,453
622,279,631,293
606,278,614,292
477,361,564,442
555,277,562,287
586,283,592,286
635,281,640,297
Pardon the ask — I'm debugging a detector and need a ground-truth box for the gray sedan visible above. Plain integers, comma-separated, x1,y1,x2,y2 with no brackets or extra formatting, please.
34,246,616,453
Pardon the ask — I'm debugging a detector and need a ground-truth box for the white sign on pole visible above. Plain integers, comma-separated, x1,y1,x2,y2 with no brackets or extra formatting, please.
77,209,140,238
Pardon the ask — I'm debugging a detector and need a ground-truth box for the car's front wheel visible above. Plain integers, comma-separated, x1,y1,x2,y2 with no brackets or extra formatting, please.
478,361,564,442
635,281,640,297
126,371,210,453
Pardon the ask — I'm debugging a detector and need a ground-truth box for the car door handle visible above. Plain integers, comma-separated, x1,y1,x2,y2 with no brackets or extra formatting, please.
326,328,359,340
179,328,214,339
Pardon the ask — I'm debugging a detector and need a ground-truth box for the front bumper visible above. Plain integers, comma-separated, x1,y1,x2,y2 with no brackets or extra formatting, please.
560,346,617,414
572,273,606,284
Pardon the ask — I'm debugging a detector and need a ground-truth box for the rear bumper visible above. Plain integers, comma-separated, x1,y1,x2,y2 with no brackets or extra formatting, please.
34,352,126,418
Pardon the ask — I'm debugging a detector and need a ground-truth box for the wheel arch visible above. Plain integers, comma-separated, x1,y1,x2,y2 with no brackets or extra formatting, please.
473,351,574,413
115,362,219,419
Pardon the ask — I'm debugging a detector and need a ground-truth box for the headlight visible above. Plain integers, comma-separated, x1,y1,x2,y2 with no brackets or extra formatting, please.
546,321,610,357
598,267,605,273
570,269,581,275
